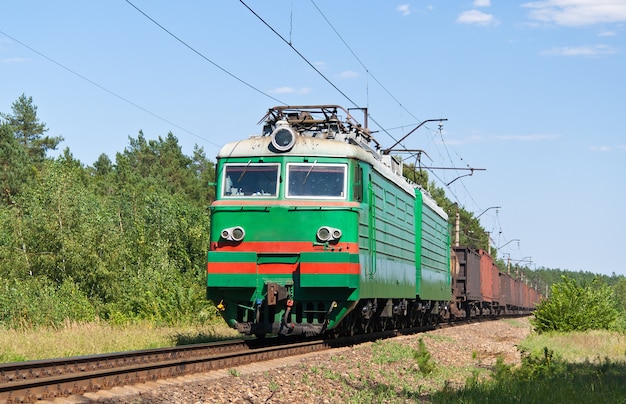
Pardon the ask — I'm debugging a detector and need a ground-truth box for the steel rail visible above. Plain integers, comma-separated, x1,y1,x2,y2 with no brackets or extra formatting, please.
0,333,377,403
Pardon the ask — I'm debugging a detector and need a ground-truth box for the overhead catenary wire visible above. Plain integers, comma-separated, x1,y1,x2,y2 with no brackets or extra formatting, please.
237,0,406,148
125,0,285,106
237,0,359,110
305,1,487,200
309,0,424,125
0,28,222,149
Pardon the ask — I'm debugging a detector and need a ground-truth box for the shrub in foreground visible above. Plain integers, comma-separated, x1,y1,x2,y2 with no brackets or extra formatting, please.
531,276,619,334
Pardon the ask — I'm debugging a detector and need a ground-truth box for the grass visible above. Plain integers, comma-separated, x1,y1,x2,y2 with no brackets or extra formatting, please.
0,320,240,363
433,358,626,403
433,329,626,403
518,329,626,363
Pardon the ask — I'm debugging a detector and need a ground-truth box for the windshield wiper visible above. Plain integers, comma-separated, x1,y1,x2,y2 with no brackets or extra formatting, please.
237,160,253,182
303,160,317,184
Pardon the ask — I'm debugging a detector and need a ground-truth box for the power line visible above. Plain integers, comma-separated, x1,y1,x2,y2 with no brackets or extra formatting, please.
305,0,471,183
124,0,285,106
0,29,221,149
237,0,407,151
309,0,423,125
238,0,359,109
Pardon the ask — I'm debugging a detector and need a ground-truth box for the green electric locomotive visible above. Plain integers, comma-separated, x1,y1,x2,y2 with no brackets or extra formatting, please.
207,105,450,336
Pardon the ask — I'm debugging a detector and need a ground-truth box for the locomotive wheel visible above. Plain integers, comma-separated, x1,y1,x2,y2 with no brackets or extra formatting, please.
348,322,357,336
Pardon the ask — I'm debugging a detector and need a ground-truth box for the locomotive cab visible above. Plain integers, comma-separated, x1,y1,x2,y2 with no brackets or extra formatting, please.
207,106,367,336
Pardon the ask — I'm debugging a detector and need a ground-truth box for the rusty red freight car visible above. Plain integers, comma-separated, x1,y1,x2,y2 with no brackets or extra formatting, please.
478,250,500,315
499,271,513,313
451,247,483,318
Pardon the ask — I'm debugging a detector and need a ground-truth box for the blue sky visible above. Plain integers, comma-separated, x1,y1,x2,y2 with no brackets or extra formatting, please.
1,1,625,276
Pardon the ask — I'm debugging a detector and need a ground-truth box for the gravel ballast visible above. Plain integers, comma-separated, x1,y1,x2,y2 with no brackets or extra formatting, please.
80,317,532,403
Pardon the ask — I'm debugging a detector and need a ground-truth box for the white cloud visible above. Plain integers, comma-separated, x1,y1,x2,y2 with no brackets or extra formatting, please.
494,134,560,141
2,57,28,64
457,10,497,26
474,0,491,7
590,144,626,151
269,86,312,95
541,44,617,56
397,4,411,16
522,0,626,26
338,70,359,79
314,61,327,70
445,133,558,145
598,30,618,37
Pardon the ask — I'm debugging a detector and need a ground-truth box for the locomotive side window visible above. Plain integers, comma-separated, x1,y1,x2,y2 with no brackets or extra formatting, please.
222,163,279,197
286,163,347,199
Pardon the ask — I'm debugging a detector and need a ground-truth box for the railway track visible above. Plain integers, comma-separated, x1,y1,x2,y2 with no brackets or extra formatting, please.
0,327,434,403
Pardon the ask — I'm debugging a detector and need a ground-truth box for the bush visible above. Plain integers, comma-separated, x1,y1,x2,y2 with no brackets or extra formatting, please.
104,245,209,325
0,277,96,328
531,276,619,334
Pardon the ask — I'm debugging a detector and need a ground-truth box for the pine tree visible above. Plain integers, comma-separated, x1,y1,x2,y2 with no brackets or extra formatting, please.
0,94,63,162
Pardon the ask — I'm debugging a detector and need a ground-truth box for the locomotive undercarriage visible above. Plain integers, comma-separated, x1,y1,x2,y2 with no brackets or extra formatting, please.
234,298,340,337
335,298,448,336
232,295,449,337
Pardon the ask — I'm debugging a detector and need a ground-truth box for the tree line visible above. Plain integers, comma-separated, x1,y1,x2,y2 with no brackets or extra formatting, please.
0,94,215,327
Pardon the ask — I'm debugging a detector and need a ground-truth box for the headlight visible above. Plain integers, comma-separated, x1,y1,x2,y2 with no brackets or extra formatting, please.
221,226,245,242
270,121,296,152
317,226,342,242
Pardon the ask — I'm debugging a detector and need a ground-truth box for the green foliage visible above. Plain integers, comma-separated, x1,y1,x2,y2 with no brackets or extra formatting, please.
0,277,96,328
506,346,567,382
414,338,436,375
0,124,33,204
492,355,513,383
0,93,62,163
0,95,215,329
531,276,619,333
402,162,429,188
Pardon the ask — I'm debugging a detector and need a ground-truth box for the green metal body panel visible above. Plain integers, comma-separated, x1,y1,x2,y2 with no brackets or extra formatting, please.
414,190,452,301
357,166,417,298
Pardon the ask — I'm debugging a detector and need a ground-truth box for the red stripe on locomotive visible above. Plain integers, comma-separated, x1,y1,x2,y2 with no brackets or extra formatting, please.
210,241,359,253
207,261,360,275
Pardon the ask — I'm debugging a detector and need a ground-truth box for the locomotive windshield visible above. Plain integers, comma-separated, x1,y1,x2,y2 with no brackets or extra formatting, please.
222,163,279,197
286,163,347,199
